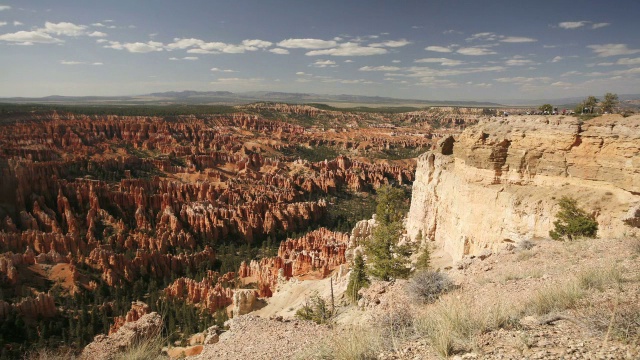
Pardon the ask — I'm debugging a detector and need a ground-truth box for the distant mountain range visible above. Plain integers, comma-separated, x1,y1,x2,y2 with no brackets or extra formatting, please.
1,91,639,109
0,91,503,108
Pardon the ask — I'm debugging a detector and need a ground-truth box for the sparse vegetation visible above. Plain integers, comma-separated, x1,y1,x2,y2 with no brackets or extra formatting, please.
576,266,624,291
407,270,452,304
525,282,584,316
295,293,334,325
414,296,518,357
549,196,598,241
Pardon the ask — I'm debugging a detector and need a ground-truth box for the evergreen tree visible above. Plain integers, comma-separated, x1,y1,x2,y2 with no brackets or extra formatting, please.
601,92,619,113
346,252,369,303
549,196,598,240
365,185,411,281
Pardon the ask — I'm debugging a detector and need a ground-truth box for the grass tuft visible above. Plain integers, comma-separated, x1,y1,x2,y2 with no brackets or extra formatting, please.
525,282,584,316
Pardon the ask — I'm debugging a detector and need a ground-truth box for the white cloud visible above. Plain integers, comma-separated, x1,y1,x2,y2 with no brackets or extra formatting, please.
183,56,198,60
96,39,108,43
505,59,536,66
466,32,498,42
592,22,610,29
561,71,582,77
166,37,269,54
551,56,564,63
0,5,10,11
551,81,572,87
456,47,496,56
306,42,387,56
60,60,102,66
370,39,411,47
92,22,105,27
467,32,536,43
88,31,107,37
414,57,464,66
311,59,337,68
211,67,237,73
277,38,337,49
166,38,205,49
169,57,179,60
558,21,589,29
0,30,63,44
105,40,164,53
92,62,103,65
242,39,272,48
187,49,217,54
295,71,306,75
500,36,537,43
443,29,462,35
13,21,22,26
269,48,289,55
359,65,401,71
425,45,452,53
344,59,354,63
617,57,640,66
587,43,640,57
43,21,87,36
495,76,552,84
391,60,401,63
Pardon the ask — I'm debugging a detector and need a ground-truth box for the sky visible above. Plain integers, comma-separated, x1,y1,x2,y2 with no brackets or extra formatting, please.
1,0,639,101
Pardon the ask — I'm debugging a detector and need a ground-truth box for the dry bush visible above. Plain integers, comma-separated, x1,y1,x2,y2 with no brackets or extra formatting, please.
587,302,640,345
297,326,384,360
525,282,584,316
516,239,535,251
407,270,453,304
372,300,415,342
115,329,167,360
516,249,536,261
577,266,624,291
414,296,519,357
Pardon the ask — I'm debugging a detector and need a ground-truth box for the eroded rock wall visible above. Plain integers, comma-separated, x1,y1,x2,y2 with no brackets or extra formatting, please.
407,115,640,260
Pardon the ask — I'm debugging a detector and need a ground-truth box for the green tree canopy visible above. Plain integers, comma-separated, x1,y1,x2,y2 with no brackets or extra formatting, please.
601,92,619,113
538,104,553,113
549,196,598,241
365,185,411,280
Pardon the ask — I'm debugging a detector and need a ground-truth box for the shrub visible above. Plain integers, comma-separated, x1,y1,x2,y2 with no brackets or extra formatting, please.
577,266,623,291
295,294,333,324
407,270,452,304
549,196,598,241
525,282,584,316
346,252,369,304
414,296,518,357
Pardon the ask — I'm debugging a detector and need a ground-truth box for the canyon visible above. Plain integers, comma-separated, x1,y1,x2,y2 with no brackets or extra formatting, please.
0,104,478,357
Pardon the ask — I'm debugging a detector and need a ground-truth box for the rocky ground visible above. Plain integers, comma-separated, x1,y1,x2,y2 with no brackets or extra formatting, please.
189,235,640,359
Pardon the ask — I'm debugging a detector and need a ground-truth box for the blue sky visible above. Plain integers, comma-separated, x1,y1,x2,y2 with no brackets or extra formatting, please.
1,0,639,101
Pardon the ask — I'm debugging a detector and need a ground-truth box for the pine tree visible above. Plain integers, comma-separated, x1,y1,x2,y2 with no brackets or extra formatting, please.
549,196,598,240
346,252,369,303
365,185,411,281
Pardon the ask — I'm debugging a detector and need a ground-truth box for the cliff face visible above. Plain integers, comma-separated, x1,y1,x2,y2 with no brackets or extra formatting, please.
406,115,640,260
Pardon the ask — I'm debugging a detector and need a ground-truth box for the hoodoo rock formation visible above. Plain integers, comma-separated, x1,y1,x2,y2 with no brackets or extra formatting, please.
407,115,640,260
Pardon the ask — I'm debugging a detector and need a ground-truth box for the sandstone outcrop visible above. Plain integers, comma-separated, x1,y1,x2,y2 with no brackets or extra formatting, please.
109,301,151,335
406,115,640,261
238,228,349,297
81,312,162,360
232,289,257,317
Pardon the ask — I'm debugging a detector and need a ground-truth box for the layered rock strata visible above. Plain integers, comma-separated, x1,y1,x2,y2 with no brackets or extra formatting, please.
407,115,640,260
